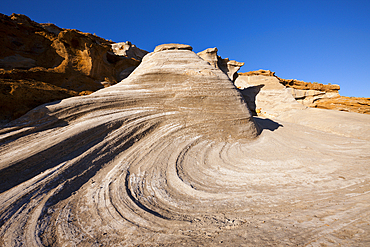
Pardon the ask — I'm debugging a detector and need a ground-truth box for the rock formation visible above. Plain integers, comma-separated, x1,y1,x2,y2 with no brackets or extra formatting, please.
111,41,148,60
0,13,147,123
235,71,306,118
277,75,341,106
311,96,370,114
154,43,193,52
197,47,244,81
239,69,276,77
1,43,370,246
238,69,370,115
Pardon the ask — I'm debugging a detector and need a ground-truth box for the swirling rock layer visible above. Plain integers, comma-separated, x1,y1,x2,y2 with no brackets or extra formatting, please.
1,46,370,246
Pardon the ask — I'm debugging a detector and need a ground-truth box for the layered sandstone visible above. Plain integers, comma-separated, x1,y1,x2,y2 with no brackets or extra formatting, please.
0,13,146,123
239,70,276,77
153,43,193,52
1,44,370,246
238,69,369,115
311,96,370,114
235,72,306,118
197,47,244,81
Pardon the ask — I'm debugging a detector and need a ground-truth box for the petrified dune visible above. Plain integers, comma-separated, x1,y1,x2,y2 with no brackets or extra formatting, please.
1,44,370,246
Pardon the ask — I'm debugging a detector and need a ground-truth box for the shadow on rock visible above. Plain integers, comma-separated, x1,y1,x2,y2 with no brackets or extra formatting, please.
239,85,265,116
0,100,68,143
254,117,283,133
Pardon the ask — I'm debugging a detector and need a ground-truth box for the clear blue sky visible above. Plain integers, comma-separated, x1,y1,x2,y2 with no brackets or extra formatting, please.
1,0,370,97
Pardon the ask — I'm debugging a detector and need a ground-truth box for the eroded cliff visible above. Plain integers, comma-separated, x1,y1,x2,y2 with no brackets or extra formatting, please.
0,13,147,123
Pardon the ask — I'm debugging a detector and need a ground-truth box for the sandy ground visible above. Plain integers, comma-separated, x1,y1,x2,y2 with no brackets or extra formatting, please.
1,48,370,246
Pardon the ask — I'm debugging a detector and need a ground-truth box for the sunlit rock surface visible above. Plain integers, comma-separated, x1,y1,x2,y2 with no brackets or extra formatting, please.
197,47,244,81
0,13,146,123
235,72,370,140
235,72,306,118
111,41,148,60
239,69,370,115
1,44,370,246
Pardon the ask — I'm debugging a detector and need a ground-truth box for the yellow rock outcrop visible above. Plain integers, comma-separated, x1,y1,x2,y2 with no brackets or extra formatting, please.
0,13,144,123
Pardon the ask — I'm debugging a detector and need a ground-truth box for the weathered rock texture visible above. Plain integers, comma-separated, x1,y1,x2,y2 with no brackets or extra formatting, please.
239,70,276,77
235,72,306,118
154,43,193,52
311,96,370,114
197,47,244,81
1,44,370,246
0,13,146,123
239,69,370,115
111,41,148,60
277,74,341,106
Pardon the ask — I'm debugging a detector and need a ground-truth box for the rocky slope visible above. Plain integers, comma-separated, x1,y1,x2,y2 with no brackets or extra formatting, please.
0,13,147,123
1,43,370,246
238,69,370,114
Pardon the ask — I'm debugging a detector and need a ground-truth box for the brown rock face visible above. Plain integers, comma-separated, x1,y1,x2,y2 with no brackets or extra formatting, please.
277,77,340,92
240,70,340,92
0,13,145,123
276,76,370,114
311,96,370,114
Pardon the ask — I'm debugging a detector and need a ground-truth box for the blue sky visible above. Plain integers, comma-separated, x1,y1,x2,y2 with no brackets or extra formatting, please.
1,0,370,97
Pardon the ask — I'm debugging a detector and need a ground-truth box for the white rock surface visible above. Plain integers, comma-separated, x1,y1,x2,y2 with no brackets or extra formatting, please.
112,41,148,60
287,87,340,106
235,74,306,118
1,44,370,246
235,73,370,140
